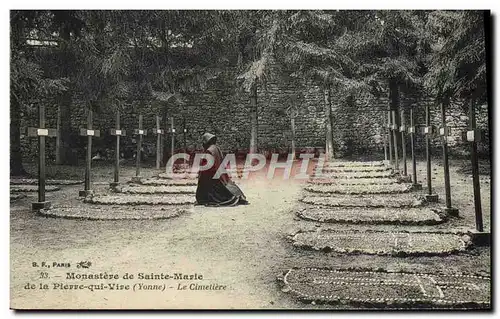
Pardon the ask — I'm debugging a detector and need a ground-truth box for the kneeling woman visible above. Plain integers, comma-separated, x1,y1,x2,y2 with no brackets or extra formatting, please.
195,133,248,206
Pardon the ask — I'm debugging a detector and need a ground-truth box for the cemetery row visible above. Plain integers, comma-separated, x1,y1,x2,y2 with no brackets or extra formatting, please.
12,100,487,231
281,156,489,308
277,101,489,309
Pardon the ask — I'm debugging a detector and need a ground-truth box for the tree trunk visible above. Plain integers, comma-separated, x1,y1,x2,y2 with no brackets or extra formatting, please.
249,84,258,154
324,85,334,160
55,104,61,164
57,94,73,164
389,79,401,166
56,26,74,165
290,116,296,160
10,94,27,176
10,12,27,176
162,104,169,166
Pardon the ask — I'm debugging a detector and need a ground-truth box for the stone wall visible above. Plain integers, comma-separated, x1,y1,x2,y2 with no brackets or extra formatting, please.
19,68,490,163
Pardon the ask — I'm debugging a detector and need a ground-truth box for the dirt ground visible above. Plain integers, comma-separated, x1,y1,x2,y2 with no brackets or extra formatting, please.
10,157,491,309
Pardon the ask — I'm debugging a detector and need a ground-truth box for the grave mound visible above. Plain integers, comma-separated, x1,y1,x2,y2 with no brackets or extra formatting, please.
290,229,470,256
322,161,385,168
132,179,197,186
304,183,414,195
114,185,196,194
307,177,398,186
157,172,199,180
10,193,27,201
10,185,60,192
10,179,83,185
313,170,394,179
296,207,444,225
300,194,425,208
84,194,195,205
38,205,190,220
280,267,490,308
321,166,391,173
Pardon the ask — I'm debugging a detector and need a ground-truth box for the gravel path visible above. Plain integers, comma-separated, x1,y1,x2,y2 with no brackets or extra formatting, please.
10,159,491,309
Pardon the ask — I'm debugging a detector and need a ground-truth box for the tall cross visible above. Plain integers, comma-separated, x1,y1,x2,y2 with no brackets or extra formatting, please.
423,104,438,202
79,108,100,197
391,110,399,171
400,108,408,176
286,105,298,160
440,98,458,216
154,115,164,170
27,104,57,211
409,106,419,187
110,109,126,186
132,114,147,182
182,119,189,164
383,117,388,163
182,118,188,152
387,108,393,165
467,99,484,232
169,117,175,159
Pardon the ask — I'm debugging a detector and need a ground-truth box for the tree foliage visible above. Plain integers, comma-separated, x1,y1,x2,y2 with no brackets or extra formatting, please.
10,10,489,164
424,10,487,103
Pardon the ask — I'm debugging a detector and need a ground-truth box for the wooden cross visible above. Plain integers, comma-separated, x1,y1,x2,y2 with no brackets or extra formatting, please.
154,115,164,170
27,104,57,211
400,108,408,176
409,107,419,187
440,99,458,216
387,108,393,165
391,110,399,171
132,114,147,182
423,104,438,202
182,118,188,152
467,99,484,232
383,116,388,163
168,117,175,159
79,108,100,197
286,105,299,160
182,119,189,164
110,109,126,186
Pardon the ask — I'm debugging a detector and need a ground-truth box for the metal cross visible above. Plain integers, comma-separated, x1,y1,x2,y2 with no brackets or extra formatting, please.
79,108,100,197
467,99,484,232
168,117,175,159
409,106,419,187
154,115,164,170
27,104,57,211
286,105,299,160
132,114,147,182
387,107,393,165
440,99,458,216
391,110,400,171
422,104,438,202
110,109,126,186
400,108,408,176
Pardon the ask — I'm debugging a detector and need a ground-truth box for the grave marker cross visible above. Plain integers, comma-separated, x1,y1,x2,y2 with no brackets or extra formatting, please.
409,107,419,187
27,104,57,211
110,109,126,186
154,115,164,170
423,104,438,202
169,117,176,159
440,99,459,216
391,110,399,171
286,105,299,160
400,108,408,176
468,99,483,232
182,118,188,151
132,114,147,182
387,108,393,165
79,108,100,197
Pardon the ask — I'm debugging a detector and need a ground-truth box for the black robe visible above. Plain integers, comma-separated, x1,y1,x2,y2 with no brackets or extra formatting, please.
195,144,247,206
